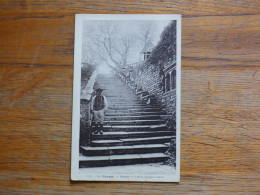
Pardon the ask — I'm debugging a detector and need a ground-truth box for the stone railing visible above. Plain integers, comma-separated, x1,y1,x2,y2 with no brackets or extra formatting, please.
116,72,158,106
80,70,97,127
81,70,97,101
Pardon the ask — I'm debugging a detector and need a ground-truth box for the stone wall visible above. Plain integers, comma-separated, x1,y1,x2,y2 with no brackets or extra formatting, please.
133,64,176,116
162,89,176,115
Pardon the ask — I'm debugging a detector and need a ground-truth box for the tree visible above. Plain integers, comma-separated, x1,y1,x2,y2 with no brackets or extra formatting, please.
81,44,102,67
82,21,136,71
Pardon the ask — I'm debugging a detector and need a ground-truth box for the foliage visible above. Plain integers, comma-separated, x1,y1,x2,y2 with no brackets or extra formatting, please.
166,108,176,131
80,117,91,147
144,21,176,91
164,109,176,167
165,138,176,167
80,64,96,148
146,20,176,69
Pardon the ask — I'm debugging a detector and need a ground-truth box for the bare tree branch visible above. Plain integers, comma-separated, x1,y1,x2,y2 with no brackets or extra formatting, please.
93,21,136,70
138,21,155,47
82,21,150,71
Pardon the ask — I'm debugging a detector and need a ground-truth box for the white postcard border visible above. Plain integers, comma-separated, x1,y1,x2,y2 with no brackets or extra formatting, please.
71,14,181,182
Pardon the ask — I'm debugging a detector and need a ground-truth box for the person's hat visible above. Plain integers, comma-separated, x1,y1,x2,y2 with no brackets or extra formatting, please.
96,88,104,92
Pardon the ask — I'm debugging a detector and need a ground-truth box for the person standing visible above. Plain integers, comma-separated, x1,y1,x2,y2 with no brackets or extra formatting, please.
91,88,108,135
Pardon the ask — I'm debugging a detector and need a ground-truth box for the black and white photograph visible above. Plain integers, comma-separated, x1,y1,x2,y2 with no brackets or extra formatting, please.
71,14,181,182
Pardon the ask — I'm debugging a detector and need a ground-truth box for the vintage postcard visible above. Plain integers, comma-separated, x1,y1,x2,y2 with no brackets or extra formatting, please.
71,14,181,182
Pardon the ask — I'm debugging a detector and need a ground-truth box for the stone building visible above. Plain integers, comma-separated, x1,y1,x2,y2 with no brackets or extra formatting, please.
121,20,177,116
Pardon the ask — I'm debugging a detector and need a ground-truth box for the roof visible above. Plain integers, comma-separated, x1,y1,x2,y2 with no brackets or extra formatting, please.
140,41,154,53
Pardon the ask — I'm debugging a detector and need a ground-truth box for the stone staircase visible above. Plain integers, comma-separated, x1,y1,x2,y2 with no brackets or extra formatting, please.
79,74,175,168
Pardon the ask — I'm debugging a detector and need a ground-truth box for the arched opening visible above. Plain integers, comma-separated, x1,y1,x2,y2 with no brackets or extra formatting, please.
165,73,170,92
171,70,176,90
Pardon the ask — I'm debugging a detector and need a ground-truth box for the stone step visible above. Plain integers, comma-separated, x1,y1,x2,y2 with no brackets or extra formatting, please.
108,103,151,107
108,105,159,110
103,119,165,126
81,144,169,156
92,131,174,140
102,87,130,89
107,99,143,102
98,81,127,83
106,108,163,114
91,136,175,147
97,81,126,83
103,124,167,132
79,153,169,167
104,92,136,95
104,93,136,95
98,78,124,81
105,115,167,120
99,77,121,80
100,87,131,90
106,100,141,103
101,88,133,91
121,136,174,146
81,74,173,167
100,82,131,85
106,99,139,102
106,100,140,103
105,96,140,99
105,111,167,116
107,102,148,106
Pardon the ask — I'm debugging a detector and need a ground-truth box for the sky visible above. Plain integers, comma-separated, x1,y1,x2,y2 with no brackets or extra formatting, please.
82,20,172,74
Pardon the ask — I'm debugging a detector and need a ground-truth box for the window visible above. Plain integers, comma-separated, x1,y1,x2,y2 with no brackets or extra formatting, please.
144,52,151,61
171,70,176,90
165,73,171,92
146,52,151,59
